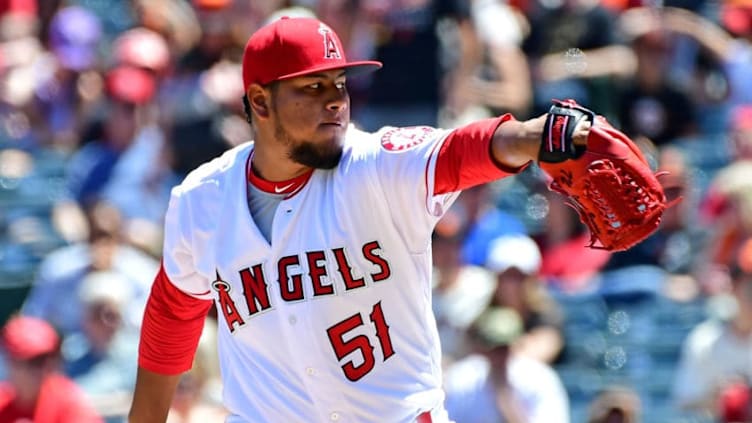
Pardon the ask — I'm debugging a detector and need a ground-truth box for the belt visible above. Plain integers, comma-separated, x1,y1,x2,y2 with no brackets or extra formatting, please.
416,411,432,423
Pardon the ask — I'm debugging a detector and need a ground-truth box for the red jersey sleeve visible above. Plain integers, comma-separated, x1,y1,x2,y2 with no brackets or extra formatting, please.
434,114,530,194
138,264,213,375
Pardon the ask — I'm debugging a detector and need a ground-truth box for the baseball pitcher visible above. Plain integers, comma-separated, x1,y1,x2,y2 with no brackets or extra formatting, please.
129,16,671,423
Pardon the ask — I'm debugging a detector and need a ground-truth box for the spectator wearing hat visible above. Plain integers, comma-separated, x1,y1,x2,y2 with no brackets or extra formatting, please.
672,238,752,419
32,4,105,151
0,0,37,41
699,105,752,276
431,207,497,365
113,27,171,75
0,315,102,422
486,234,564,364
65,62,157,205
61,269,141,417
65,59,164,217
22,200,159,338
98,28,183,231
443,306,570,423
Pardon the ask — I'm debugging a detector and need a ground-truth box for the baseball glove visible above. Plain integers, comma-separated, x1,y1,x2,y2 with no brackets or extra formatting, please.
537,99,677,252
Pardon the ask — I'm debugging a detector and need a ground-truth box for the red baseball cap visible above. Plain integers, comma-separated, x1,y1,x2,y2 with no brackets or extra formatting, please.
106,66,157,105
722,2,752,36
113,27,170,73
2,316,59,360
242,17,382,90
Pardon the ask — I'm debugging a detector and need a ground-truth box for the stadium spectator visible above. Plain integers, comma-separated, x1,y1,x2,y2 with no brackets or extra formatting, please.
538,189,612,293
61,269,140,417
0,315,102,422
486,233,564,364
352,0,479,130
33,5,104,152
444,0,533,125
166,323,227,423
444,306,570,423
65,64,159,208
672,238,752,419
616,8,699,146
22,200,158,337
699,106,752,273
522,0,631,117
431,208,496,364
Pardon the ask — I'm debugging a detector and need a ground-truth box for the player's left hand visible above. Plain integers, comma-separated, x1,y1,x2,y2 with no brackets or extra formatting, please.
537,99,679,252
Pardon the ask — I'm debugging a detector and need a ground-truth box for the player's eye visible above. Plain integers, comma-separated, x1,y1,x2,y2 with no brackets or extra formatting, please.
307,82,321,90
335,81,346,90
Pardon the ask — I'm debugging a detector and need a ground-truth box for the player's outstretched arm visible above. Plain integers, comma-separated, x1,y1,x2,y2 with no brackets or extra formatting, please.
489,112,590,169
129,368,182,423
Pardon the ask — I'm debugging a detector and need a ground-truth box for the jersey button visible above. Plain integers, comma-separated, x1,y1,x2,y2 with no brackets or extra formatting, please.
305,367,316,376
330,412,340,421
289,315,297,325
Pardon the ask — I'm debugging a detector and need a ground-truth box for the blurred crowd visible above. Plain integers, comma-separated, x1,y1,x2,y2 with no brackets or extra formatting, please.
0,0,751,422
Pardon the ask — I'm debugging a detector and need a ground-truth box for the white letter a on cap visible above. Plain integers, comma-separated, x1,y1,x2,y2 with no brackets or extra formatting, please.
318,24,341,59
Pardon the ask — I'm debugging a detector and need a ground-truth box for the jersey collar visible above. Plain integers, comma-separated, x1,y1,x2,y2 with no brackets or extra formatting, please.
246,150,313,196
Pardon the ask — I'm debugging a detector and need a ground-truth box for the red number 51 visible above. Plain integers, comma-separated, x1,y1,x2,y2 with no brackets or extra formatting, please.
326,301,395,382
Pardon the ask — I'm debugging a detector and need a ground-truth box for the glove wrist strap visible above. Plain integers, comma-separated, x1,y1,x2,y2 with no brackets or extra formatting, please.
539,99,594,163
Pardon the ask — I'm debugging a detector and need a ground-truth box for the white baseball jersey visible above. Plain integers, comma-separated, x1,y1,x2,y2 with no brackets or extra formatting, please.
162,124,461,422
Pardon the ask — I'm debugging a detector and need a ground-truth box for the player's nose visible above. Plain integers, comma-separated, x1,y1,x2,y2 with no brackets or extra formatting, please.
325,87,348,112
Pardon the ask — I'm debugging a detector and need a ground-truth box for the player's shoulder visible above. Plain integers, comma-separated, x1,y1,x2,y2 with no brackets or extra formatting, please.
344,124,447,158
172,142,253,196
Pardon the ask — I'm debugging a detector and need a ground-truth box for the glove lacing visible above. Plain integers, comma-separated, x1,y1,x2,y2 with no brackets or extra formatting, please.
550,159,668,250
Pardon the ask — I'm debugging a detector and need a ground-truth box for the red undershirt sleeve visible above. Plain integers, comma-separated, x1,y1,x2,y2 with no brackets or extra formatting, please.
138,264,213,375
434,114,531,195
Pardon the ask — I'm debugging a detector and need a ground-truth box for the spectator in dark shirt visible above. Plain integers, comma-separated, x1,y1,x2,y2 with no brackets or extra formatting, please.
353,0,477,130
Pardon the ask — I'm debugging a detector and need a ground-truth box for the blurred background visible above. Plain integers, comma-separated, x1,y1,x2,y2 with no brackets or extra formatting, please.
0,0,751,422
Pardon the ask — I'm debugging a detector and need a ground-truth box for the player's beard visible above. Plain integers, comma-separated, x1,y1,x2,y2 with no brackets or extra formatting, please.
273,111,343,170
288,138,342,170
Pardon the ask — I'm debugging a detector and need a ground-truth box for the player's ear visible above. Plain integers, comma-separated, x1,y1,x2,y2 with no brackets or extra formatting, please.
247,84,271,119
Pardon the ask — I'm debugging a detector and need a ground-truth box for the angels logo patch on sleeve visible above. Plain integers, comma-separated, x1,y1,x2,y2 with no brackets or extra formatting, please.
380,126,436,152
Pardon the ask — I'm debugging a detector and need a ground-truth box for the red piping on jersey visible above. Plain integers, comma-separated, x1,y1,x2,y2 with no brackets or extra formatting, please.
246,150,313,197
433,114,528,194
416,411,433,423
139,264,212,375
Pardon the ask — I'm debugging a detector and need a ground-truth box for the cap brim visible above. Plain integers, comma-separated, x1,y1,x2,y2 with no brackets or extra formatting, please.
276,60,382,81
